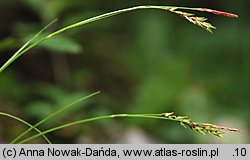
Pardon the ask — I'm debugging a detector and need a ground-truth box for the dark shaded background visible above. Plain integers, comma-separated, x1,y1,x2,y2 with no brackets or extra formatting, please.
0,0,249,143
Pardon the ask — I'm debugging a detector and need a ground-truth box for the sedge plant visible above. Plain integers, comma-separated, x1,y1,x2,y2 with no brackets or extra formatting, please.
0,5,239,144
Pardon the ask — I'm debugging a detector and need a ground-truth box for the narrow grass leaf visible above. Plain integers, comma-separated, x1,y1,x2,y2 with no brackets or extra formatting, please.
0,19,57,74
0,112,51,144
11,91,100,144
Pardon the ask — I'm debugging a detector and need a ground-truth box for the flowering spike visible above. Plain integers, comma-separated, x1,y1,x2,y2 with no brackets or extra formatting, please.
165,8,216,33
161,112,239,137
194,8,238,18
164,6,238,33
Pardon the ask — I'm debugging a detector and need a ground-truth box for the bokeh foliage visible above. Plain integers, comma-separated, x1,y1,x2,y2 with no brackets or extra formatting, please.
0,0,249,143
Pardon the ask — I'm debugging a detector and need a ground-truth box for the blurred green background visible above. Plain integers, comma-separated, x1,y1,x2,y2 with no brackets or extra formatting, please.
0,0,249,143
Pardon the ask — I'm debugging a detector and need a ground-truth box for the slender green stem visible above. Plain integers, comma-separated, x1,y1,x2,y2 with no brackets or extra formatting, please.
17,111,240,143
18,113,169,144
0,5,207,75
0,112,51,144
11,91,100,144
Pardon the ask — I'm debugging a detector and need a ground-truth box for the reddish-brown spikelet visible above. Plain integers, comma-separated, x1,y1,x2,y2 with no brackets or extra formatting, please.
195,8,238,18
204,123,240,132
